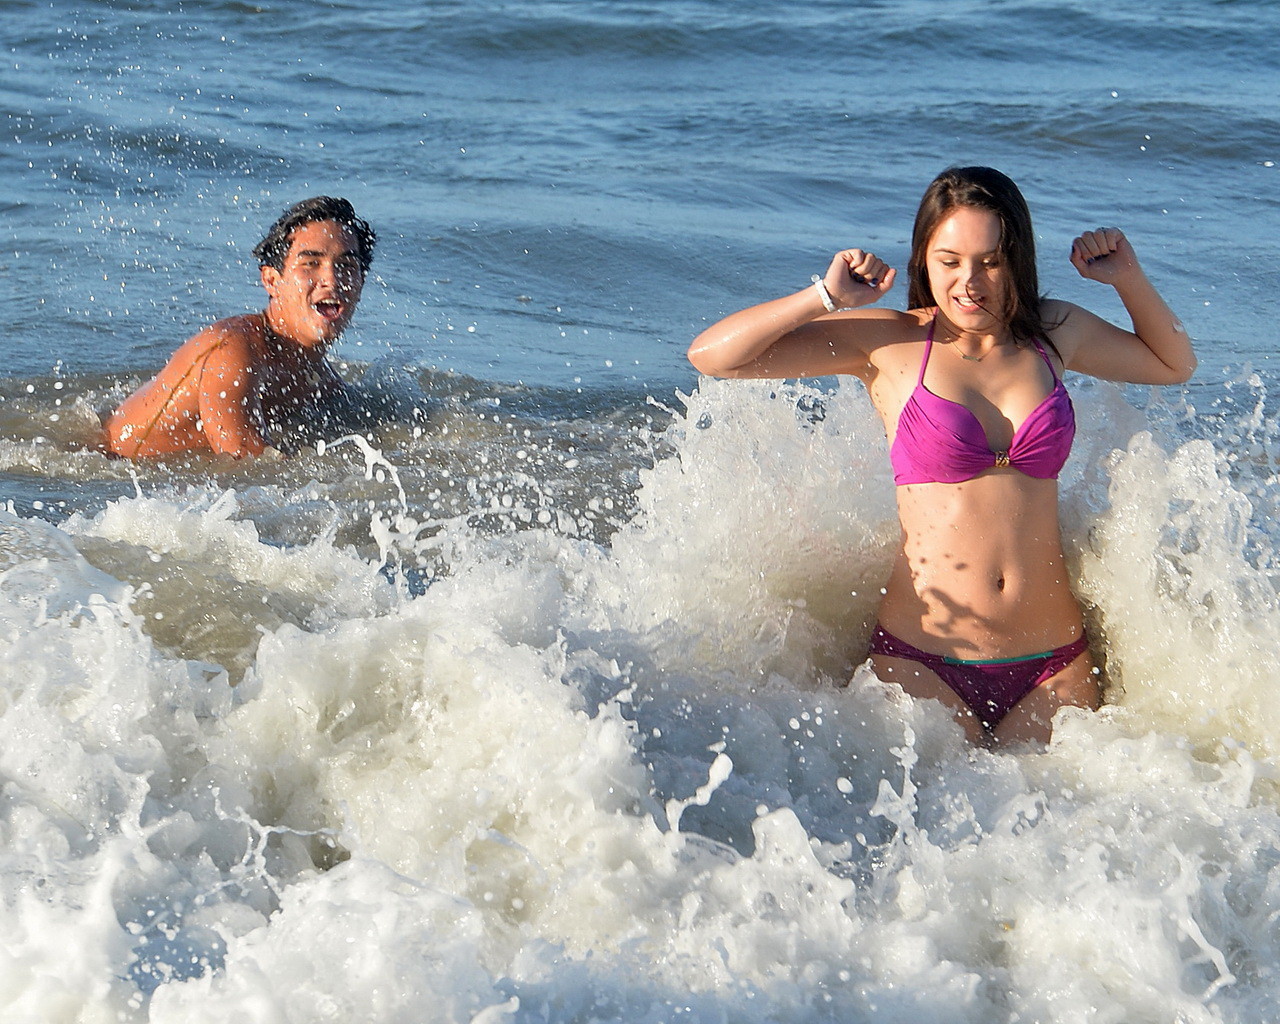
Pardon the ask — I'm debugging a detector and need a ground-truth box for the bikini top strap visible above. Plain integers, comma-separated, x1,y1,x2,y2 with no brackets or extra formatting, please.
1032,337,1061,383
918,313,937,385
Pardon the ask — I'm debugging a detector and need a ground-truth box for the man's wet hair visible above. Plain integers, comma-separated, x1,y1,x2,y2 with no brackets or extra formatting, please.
252,196,377,272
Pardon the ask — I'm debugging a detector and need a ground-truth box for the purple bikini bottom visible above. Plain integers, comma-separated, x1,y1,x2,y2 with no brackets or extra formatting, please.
868,625,1089,732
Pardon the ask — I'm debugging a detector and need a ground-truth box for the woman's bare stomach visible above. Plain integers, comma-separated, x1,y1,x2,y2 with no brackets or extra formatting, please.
878,476,1086,658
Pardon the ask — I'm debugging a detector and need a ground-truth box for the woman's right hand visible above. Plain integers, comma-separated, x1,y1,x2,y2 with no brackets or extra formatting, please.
687,247,903,378
824,249,896,309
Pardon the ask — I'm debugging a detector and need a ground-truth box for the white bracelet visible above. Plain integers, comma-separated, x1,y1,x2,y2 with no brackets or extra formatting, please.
811,274,837,312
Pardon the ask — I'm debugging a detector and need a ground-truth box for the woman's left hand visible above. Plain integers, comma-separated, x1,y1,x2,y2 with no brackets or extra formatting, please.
1070,227,1141,285
1055,225,1195,386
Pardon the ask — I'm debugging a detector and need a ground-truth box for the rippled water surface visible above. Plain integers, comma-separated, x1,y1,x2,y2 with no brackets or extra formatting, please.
3,1,1280,1020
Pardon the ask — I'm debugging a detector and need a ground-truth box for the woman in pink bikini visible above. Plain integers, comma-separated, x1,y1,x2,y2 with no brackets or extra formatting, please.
687,167,1195,745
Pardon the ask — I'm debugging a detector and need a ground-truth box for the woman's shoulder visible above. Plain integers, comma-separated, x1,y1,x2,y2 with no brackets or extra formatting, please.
862,307,934,353
1038,298,1100,361
828,306,932,345
1040,297,1080,325
1040,298,1107,334
841,306,933,325
850,308,935,381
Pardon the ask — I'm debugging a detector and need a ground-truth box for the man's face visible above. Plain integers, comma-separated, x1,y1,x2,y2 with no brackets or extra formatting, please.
261,220,365,347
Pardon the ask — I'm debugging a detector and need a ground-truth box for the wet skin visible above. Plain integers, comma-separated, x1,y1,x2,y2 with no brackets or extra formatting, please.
105,220,364,459
688,200,1193,744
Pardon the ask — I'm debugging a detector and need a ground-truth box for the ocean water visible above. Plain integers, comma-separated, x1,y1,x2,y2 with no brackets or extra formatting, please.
3,0,1280,1020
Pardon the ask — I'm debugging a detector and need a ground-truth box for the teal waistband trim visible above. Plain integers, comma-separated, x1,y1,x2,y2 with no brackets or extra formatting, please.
940,649,1055,667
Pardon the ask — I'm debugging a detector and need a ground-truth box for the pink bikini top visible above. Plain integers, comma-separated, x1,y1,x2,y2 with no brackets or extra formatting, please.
890,318,1075,486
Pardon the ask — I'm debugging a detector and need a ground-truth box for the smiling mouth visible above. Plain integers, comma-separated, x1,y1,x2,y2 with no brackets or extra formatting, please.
314,301,345,322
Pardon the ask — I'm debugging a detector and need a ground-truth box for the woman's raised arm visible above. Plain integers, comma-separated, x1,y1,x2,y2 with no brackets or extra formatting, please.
1051,228,1197,385
687,249,897,379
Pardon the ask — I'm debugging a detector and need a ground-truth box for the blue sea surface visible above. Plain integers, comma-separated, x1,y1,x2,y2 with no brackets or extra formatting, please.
4,0,1276,390
3,2,1280,1021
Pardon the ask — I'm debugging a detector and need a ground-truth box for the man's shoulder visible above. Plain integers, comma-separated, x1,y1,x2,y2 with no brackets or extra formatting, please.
144,314,267,391
171,313,265,362
206,312,266,345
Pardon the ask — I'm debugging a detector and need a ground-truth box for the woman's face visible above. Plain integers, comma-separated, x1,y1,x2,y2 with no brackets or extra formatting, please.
925,206,1008,332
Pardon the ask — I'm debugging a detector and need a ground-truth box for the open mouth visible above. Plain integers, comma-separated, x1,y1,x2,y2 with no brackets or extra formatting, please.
314,301,344,322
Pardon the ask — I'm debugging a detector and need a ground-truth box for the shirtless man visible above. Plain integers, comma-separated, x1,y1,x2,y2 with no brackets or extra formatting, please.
105,196,376,459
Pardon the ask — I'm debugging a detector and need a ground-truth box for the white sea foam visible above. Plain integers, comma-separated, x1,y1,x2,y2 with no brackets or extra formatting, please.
0,379,1277,1022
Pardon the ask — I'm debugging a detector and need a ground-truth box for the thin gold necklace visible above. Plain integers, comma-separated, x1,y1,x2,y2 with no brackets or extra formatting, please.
938,323,993,362
933,311,1006,363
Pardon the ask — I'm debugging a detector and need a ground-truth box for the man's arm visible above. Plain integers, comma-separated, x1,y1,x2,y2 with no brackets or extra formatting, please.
192,321,270,457
105,316,270,459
